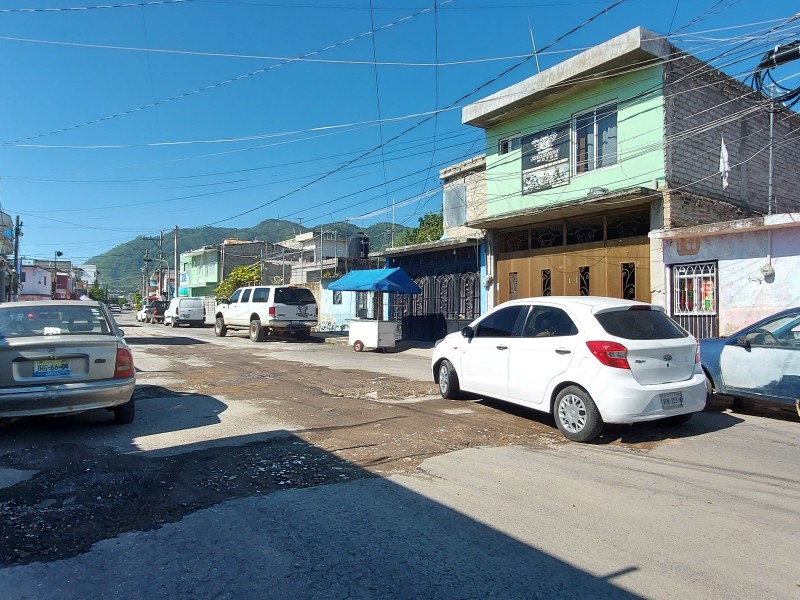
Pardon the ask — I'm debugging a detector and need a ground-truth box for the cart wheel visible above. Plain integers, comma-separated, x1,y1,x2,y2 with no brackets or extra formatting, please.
353,340,364,352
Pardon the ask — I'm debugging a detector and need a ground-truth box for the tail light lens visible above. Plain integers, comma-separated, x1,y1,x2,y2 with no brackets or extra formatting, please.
114,347,134,379
586,341,630,369
269,307,276,316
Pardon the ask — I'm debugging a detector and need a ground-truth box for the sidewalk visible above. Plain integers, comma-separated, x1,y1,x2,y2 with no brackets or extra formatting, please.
313,331,435,359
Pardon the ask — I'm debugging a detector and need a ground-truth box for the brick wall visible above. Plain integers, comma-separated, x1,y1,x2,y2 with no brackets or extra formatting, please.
220,241,266,282
663,53,800,226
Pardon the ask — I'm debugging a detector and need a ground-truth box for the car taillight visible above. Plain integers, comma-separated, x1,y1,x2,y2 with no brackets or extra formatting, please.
114,348,134,379
269,307,276,316
586,341,630,369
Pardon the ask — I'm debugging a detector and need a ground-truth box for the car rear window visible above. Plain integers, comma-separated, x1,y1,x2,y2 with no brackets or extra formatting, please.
274,287,316,305
0,305,113,338
595,308,687,340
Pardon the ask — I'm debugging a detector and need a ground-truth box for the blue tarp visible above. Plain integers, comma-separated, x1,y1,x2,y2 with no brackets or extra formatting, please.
327,268,421,294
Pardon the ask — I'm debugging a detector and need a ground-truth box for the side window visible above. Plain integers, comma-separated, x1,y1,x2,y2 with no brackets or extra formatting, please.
229,289,242,304
241,289,252,303
522,306,578,338
252,288,269,303
474,306,526,338
746,313,800,347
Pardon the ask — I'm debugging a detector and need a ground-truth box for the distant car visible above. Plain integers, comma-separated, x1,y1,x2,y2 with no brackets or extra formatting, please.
109,304,122,314
0,300,136,424
136,304,151,322
700,308,800,417
122,303,132,312
431,296,706,442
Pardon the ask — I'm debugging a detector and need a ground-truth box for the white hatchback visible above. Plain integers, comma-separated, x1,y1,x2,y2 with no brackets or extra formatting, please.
431,296,706,442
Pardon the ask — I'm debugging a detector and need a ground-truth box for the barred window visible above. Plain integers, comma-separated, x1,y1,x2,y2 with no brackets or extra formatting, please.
673,262,717,316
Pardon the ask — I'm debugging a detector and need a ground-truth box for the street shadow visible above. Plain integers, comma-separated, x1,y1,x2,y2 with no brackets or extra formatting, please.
0,430,641,599
472,396,744,445
123,336,209,346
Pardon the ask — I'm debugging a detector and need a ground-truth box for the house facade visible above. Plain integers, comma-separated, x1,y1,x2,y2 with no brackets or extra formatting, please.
462,26,800,337
651,212,800,337
377,155,487,340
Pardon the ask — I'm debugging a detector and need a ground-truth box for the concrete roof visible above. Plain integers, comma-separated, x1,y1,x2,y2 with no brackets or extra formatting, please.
372,236,483,258
463,27,671,129
650,212,800,239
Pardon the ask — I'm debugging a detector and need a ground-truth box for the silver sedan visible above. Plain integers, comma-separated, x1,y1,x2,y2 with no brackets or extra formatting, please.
0,300,136,423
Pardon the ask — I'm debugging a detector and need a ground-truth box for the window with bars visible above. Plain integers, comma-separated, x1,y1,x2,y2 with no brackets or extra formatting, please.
622,263,636,300
673,262,717,315
541,269,552,296
579,266,590,296
509,272,518,300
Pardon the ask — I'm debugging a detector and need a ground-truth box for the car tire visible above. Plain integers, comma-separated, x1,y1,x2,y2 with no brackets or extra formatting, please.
353,340,364,352
113,398,135,425
554,386,603,442
171,319,178,328
437,359,460,399
249,320,264,342
214,317,227,337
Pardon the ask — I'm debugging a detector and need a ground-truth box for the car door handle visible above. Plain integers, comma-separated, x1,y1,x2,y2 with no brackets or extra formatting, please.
496,345,508,350
555,348,571,355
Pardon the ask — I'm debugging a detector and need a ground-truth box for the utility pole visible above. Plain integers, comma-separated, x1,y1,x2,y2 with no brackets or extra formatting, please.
319,227,323,281
159,229,164,300
12,216,21,301
173,225,179,299
767,84,775,216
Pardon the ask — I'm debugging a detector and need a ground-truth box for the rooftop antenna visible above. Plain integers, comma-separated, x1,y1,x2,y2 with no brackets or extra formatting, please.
528,17,541,74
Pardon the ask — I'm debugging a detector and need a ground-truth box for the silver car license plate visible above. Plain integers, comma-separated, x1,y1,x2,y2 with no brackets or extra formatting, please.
660,392,683,410
33,359,71,378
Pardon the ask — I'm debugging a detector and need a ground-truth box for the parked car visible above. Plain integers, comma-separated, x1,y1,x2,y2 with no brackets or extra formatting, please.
214,285,318,341
109,304,122,314
431,296,706,442
122,303,132,312
136,304,151,322
0,300,136,424
164,297,206,327
146,300,169,324
700,307,800,417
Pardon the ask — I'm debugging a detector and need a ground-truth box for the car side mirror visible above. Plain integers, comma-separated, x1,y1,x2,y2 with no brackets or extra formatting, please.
461,326,474,339
736,335,750,348
219,298,229,305
119,329,125,337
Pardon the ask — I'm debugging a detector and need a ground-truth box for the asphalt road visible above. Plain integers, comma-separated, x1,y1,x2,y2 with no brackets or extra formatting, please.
1,312,798,599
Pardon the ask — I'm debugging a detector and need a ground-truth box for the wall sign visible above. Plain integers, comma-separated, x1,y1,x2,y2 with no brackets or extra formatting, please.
521,123,570,194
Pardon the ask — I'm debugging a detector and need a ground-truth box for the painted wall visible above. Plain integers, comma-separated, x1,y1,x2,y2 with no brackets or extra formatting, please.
484,66,666,217
19,265,50,298
662,227,800,335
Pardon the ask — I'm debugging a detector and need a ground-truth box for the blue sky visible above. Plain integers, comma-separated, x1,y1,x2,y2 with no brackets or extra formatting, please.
1,0,797,265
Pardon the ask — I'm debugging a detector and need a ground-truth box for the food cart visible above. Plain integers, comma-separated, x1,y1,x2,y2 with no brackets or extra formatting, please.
327,268,422,352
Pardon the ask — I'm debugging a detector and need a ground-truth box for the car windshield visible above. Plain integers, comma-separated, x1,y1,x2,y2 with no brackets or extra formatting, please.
0,305,113,338
595,308,687,340
274,288,316,305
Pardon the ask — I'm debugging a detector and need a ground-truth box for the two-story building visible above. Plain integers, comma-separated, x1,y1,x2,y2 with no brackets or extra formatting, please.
461,26,800,337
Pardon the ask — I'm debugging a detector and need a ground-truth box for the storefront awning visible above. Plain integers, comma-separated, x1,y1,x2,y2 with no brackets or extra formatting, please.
327,268,421,294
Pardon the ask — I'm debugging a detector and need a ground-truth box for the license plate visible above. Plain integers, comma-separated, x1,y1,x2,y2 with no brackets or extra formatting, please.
33,359,71,378
661,392,683,410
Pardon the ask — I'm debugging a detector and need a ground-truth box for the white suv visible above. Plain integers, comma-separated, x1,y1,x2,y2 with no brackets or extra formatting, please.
214,285,318,342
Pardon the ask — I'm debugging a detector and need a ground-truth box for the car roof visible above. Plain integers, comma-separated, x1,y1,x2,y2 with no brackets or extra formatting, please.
2,299,104,309
500,296,648,310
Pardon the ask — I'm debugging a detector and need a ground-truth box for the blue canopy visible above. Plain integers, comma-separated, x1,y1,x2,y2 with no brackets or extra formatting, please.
327,268,421,294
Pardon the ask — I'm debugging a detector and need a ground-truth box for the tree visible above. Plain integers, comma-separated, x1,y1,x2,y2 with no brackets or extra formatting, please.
397,212,443,245
87,281,105,302
214,264,260,298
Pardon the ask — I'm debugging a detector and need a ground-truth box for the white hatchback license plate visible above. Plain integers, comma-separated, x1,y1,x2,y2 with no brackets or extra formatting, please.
33,359,71,378
661,392,683,410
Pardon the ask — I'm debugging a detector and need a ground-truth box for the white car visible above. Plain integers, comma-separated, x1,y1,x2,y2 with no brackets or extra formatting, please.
136,305,150,322
431,296,706,442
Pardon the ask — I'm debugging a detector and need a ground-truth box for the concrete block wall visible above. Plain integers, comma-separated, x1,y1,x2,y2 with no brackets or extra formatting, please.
663,53,800,223
220,241,265,281
440,155,486,238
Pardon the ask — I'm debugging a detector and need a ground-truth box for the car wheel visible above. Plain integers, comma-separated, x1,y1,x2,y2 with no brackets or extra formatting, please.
113,398,135,425
353,340,364,352
554,386,603,442
437,359,460,399
214,317,227,337
661,413,694,426
705,374,715,405
171,319,178,328
249,320,264,342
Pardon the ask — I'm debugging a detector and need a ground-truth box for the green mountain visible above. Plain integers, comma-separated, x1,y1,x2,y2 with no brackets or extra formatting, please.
89,219,411,292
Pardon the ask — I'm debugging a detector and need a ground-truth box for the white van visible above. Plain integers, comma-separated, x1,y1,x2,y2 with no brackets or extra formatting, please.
164,297,206,327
